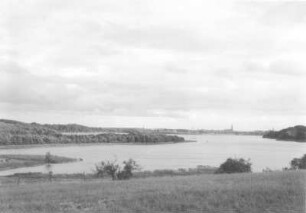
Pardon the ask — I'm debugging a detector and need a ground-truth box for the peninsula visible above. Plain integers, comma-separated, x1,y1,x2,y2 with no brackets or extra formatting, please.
0,119,185,146
263,125,306,142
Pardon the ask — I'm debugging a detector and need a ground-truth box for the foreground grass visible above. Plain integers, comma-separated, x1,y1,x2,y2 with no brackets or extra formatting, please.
0,171,305,213
0,154,77,171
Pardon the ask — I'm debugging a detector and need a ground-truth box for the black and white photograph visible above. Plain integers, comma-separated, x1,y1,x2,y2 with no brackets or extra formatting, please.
0,0,305,212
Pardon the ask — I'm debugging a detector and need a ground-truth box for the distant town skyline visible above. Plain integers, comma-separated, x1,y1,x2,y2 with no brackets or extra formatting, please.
0,0,305,131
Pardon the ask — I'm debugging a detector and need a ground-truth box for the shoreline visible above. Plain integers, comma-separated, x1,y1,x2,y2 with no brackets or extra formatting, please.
1,165,217,178
0,140,196,150
0,154,78,171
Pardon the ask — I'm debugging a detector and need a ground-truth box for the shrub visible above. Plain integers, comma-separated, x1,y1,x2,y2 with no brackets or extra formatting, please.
117,159,140,180
290,154,306,170
45,152,55,164
216,158,252,174
262,167,273,173
95,159,140,180
95,160,120,180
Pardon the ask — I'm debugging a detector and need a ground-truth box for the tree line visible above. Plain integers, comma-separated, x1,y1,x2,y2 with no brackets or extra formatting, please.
0,132,184,145
263,125,306,142
0,119,185,145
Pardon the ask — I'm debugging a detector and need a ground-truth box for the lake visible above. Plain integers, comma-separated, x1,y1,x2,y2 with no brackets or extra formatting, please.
0,134,305,176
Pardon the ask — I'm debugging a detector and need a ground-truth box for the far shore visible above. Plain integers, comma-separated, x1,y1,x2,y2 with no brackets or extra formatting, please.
0,140,196,150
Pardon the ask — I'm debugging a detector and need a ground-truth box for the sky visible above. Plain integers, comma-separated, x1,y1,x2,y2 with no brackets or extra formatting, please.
0,0,305,130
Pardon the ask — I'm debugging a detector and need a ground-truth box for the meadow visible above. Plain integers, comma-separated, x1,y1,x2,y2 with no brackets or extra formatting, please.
0,170,305,213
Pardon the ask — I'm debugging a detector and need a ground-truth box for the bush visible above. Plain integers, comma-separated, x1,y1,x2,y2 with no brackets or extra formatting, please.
290,154,306,170
95,160,120,180
45,152,55,164
117,159,140,180
216,158,252,174
262,167,273,173
95,159,140,180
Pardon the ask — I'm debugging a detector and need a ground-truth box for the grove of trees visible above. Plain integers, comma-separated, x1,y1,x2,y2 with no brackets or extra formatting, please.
263,125,306,142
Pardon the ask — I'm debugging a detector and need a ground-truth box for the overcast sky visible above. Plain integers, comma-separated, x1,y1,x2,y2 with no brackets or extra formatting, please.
0,0,305,130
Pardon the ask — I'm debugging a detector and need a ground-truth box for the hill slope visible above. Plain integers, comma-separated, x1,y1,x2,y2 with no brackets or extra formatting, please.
263,125,306,142
0,119,184,145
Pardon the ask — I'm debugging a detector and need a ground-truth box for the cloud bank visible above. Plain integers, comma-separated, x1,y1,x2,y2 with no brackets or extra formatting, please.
0,0,305,130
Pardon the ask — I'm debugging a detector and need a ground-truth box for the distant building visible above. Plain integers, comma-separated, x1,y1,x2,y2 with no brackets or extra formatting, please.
222,124,234,133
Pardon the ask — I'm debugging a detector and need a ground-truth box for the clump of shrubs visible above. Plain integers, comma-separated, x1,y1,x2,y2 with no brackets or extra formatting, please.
262,167,273,173
216,158,252,174
95,159,140,180
289,154,306,170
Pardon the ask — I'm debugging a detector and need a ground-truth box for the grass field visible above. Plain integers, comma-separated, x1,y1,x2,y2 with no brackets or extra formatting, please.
0,170,305,213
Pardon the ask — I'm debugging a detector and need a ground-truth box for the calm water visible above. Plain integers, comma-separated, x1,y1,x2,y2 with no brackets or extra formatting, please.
0,135,305,175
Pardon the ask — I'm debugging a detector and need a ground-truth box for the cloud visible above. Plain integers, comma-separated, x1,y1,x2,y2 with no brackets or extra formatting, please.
0,0,305,130
103,25,217,53
261,1,306,26
237,1,306,25
0,62,85,110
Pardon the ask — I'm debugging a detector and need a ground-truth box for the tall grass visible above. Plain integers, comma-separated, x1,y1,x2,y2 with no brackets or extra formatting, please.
0,170,305,213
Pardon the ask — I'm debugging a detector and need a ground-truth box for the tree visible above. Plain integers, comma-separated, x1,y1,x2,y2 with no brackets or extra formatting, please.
216,158,252,174
95,160,120,180
290,154,306,169
118,159,140,180
45,152,54,164
45,152,53,181
95,159,140,180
